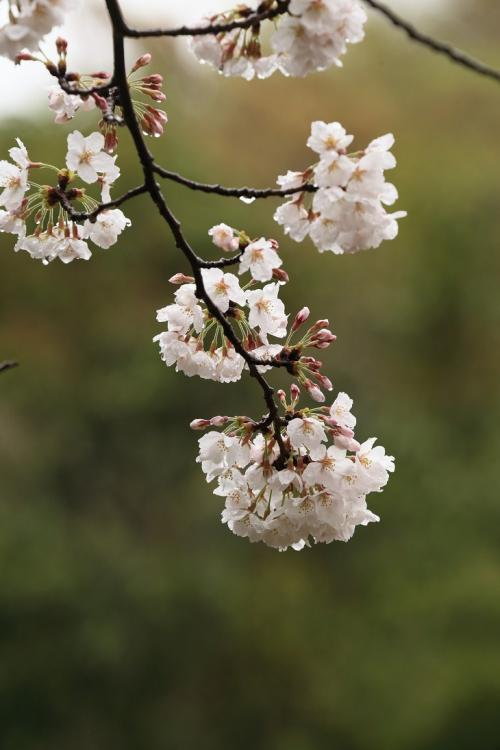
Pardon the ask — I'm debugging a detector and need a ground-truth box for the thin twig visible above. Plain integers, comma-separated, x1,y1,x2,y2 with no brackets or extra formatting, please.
363,0,500,84
57,184,148,222
121,0,290,39
153,164,316,200
104,0,289,461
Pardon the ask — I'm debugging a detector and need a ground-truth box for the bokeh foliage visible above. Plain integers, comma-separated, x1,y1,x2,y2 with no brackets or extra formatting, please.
1,6,500,749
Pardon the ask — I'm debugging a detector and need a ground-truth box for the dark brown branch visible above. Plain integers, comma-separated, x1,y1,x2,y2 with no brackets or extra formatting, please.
0,361,18,374
58,76,115,97
363,0,500,85
57,184,148,222
153,164,316,200
104,0,289,461
121,1,290,39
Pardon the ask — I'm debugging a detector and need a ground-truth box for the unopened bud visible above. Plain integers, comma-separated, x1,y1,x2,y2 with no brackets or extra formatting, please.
142,74,163,87
310,329,337,349
90,71,112,80
190,419,211,430
93,94,108,113
309,319,330,332
16,51,36,63
313,374,333,391
104,128,118,154
210,416,230,427
272,267,289,283
292,306,310,332
290,383,301,403
277,389,287,404
131,53,152,73
169,273,194,285
56,37,68,55
304,379,326,403
334,435,361,452
143,89,166,103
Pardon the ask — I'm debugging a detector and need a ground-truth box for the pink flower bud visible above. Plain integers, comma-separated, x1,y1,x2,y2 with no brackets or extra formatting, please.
169,273,194,285
93,94,108,113
142,74,164,87
292,306,310,332
15,52,36,63
308,319,330,333
56,37,68,55
103,128,118,154
210,416,229,427
314,373,333,391
143,89,167,103
90,71,112,80
190,419,211,430
290,384,301,403
310,329,337,348
304,379,325,403
277,389,287,404
131,53,152,73
300,356,322,371
272,267,289,283
334,435,361,452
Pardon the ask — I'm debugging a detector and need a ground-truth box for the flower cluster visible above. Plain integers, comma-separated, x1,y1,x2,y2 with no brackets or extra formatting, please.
154,225,336,395
0,131,130,264
274,121,406,254
191,0,366,80
0,0,76,60
193,389,394,550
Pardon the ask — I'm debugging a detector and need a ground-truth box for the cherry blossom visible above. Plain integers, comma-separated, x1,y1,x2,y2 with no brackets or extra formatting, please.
190,0,366,80
238,237,282,282
274,120,406,254
247,283,288,337
0,139,30,210
82,209,131,249
0,0,77,60
193,389,394,550
208,223,239,253
201,268,246,313
66,131,115,184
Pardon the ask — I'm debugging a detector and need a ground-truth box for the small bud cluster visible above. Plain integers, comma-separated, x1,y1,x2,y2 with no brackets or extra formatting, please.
274,121,407,255
128,53,168,139
191,0,366,80
0,131,130,264
0,0,77,61
193,389,394,550
17,41,167,152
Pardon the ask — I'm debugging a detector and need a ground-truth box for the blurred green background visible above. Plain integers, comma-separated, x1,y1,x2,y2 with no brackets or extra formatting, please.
1,3,500,749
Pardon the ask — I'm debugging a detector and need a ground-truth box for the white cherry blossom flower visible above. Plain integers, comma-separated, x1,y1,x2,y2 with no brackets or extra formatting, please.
247,282,288,338
208,223,239,253
287,417,327,457
201,268,246,313
274,200,311,242
55,234,92,264
330,392,356,429
302,444,354,492
313,152,355,188
82,209,130,249
239,237,282,282
307,120,354,155
47,86,95,124
0,140,29,210
66,131,115,184
0,208,25,236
